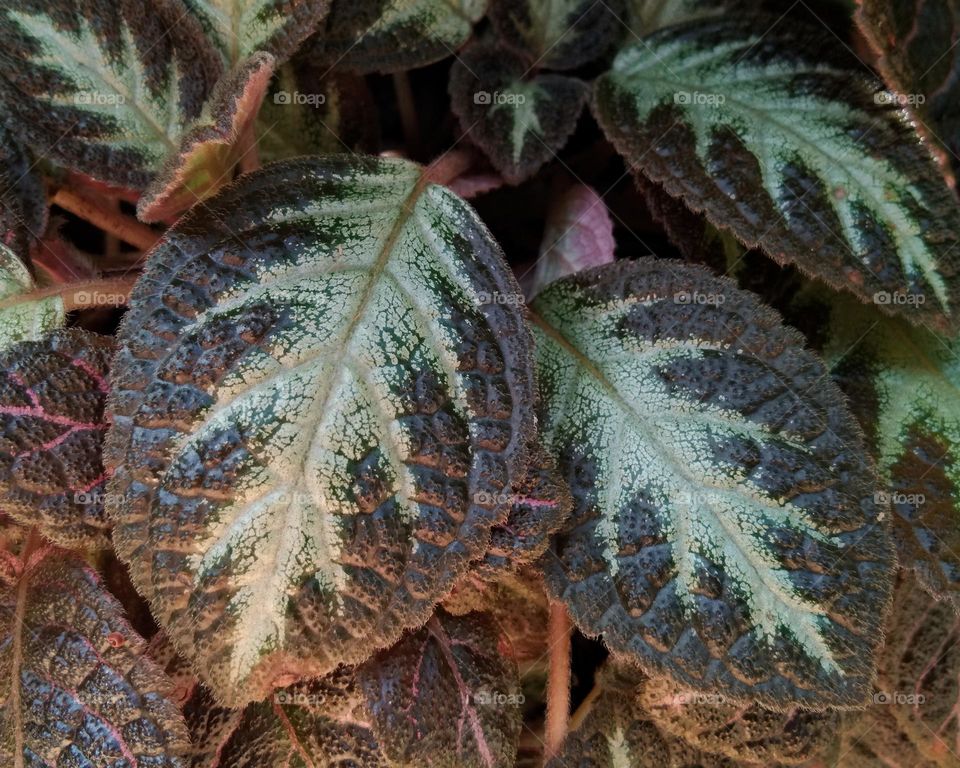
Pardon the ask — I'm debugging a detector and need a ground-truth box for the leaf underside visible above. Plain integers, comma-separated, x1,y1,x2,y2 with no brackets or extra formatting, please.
309,0,486,75
449,44,588,186
533,260,893,709
105,155,534,707
0,0,221,190
358,609,521,768
825,296,960,613
593,16,960,332
0,552,189,767
0,329,114,548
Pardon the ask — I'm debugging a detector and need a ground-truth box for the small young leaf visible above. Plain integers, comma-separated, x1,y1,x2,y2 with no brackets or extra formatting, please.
593,17,960,331
530,183,616,297
532,260,893,709
138,52,276,223
0,550,189,766
183,0,331,68
105,155,535,707
628,0,732,33
874,572,960,764
0,244,65,352
0,329,113,548
638,675,840,765
358,609,522,768
824,297,960,612
449,44,588,185
309,0,486,74
857,0,960,178
488,0,625,70
0,122,46,260
0,0,221,190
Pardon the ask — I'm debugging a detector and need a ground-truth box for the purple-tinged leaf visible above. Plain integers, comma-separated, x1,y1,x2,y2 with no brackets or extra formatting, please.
359,609,522,768
0,549,189,766
449,44,588,185
138,53,276,223
0,329,113,548
530,183,615,297
0,123,46,261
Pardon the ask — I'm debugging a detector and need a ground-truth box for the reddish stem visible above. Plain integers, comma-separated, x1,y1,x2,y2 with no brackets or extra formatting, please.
51,187,159,252
544,600,572,763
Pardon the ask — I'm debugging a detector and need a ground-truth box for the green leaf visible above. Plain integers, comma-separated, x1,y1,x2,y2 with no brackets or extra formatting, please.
449,44,588,186
138,52,276,223
856,0,960,179
0,329,113,548
0,0,221,190
824,296,960,612
358,609,522,768
105,155,535,707
0,549,189,766
0,122,46,261
183,0,331,68
593,17,960,332
0,244,64,352
488,0,625,70
532,259,893,709
638,675,840,765
309,0,487,75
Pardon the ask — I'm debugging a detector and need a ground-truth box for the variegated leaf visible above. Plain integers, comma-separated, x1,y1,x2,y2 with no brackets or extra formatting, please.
856,0,960,178
0,244,64,352
488,0,625,70
0,329,113,548
183,0,331,68
309,0,487,75
824,296,960,612
638,675,840,765
449,44,588,186
105,155,535,707
0,0,221,190
593,17,960,332
0,122,46,260
532,260,893,709
358,609,522,768
138,52,276,223
530,183,616,297
255,65,379,164
871,572,960,766
0,549,189,766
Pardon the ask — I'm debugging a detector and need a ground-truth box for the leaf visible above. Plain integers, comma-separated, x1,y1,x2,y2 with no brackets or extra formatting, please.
104,155,536,707
823,296,960,612
530,183,616,297
182,0,331,68
0,122,46,260
531,259,894,709
627,0,733,33
137,52,276,223
0,0,221,190
871,572,960,766
638,675,840,765
358,608,522,768
478,444,571,579
856,0,960,179
0,329,113,548
593,17,960,332
449,44,588,185
309,0,487,75
488,0,625,70
0,549,189,766
0,244,65,352
836,708,944,768
254,65,379,164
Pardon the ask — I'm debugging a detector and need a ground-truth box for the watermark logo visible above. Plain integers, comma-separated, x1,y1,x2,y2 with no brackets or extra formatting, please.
274,90,326,107
75,91,126,107
476,290,523,306
674,290,725,306
873,291,926,307
474,90,527,106
873,691,925,706
874,491,925,506
874,92,926,107
474,690,525,707
72,290,129,307
674,91,726,106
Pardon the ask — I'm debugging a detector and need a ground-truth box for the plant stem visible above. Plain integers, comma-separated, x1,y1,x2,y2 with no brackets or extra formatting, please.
0,276,139,313
568,680,602,733
423,149,474,187
51,187,159,252
544,600,572,763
